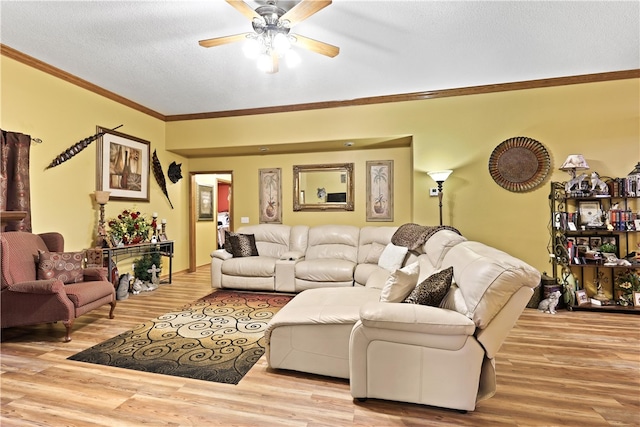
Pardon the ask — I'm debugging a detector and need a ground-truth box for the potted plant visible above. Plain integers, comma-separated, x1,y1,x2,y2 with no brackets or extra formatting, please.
599,242,617,257
614,269,640,306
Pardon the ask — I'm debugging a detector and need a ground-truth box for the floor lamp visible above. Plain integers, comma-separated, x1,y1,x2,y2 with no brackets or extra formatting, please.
427,170,453,225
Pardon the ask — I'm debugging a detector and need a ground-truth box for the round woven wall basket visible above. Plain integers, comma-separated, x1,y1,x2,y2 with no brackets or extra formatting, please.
488,137,551,192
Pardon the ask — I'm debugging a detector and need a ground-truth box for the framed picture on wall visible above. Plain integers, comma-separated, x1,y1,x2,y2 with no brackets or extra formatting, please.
366,160,394,222
197,185,214,221
96,126,150,202
259,168,282,224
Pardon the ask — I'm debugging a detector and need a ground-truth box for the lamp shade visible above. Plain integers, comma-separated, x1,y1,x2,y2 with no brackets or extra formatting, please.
559,155,589,171
427,170,453,183
94,191,110,204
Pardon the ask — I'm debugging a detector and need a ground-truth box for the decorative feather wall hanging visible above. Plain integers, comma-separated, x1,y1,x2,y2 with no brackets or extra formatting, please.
152,149,174,209
45,124,123,170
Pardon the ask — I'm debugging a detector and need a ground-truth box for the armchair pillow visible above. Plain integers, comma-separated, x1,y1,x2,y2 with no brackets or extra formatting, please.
404,266,453,307
37,251,85,284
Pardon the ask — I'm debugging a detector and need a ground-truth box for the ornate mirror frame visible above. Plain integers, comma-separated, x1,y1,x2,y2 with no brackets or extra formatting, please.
293,163,354,211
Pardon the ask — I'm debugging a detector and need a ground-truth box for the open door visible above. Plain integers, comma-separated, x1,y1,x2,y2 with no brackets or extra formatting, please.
189,172,233,273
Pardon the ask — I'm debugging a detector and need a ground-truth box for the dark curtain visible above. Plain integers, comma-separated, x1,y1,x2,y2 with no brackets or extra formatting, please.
1,129,32,232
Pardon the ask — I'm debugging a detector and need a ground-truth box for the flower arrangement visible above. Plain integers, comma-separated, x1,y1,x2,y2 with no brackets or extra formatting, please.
107,209,152,246
614,269,640,306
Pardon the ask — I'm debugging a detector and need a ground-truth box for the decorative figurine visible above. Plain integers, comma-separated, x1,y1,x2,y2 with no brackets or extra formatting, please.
590,171,608,194
147,264,160,285
538,290,561,314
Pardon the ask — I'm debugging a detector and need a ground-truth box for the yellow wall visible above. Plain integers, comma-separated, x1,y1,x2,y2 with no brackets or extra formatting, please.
188,146,413,228
1,56,189,275
2,53,639,277
168,79,640,272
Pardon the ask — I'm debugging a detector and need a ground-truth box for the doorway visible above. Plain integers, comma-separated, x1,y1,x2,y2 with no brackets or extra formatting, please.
189,171,233,272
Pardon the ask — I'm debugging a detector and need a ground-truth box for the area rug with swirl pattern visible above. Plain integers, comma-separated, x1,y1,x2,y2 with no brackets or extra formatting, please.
68,290,293,384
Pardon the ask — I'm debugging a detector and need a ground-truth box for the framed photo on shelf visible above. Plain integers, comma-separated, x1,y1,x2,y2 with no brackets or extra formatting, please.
577,201,603,227
575,289,589,306
96,126,151,202
634,292,640,307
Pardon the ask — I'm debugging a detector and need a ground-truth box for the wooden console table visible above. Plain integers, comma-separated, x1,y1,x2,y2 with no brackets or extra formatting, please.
102,240,174,284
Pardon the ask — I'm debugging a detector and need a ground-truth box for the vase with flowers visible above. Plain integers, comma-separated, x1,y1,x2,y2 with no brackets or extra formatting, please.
107,209,152,246
614,269,640,306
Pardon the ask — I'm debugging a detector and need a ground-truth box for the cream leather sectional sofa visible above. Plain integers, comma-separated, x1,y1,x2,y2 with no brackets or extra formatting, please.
210,224,540,412
210,224,416,292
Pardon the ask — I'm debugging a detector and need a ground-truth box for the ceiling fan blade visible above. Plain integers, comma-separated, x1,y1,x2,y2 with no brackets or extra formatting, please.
225,0,260,21
281,0,332,27
292,34,339,57
199,33,251,48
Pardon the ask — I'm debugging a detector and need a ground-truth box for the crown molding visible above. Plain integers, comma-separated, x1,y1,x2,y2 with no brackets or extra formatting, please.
1,44,166,121
3,44,638,122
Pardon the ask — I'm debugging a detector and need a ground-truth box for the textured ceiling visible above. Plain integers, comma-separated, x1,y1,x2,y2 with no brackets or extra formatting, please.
1,1,638,117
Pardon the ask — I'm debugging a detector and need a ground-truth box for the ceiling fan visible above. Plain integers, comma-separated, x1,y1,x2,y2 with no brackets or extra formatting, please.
199,0,339,73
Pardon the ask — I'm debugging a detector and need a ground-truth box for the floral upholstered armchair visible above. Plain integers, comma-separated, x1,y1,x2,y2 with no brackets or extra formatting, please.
0,231,116,342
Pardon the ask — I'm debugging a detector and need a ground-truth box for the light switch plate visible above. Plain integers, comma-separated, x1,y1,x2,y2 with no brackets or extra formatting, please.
241,217,249,223
429,188,438,196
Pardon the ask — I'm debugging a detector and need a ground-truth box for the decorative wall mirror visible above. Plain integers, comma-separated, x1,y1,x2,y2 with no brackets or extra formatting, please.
293,163,354,211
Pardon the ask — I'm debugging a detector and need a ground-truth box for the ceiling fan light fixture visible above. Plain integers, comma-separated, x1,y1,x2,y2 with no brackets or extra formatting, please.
200,0,338,73
273,32,291,54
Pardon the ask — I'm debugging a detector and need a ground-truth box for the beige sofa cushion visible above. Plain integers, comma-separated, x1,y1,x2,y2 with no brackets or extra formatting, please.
295,259,355,282
442,241,540,328
305,225,359,263
237,224,292,259
221,257,276,277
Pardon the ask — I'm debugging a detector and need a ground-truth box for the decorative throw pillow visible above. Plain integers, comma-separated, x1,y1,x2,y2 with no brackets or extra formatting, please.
224,231,238,253
377,243,409,272
229,233,259,257
404,266,454,307
364,242,386,264
379,262,420,303
37,251,85,284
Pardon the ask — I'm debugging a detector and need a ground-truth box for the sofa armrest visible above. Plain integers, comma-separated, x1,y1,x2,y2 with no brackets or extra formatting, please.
7,279,65,294
83,267,108,282
211,249,233,261
275,257,302,293
280,251,304,261
359,302,475,336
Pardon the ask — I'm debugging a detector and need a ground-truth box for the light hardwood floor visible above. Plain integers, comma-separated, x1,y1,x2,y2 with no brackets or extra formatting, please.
1,266,639,426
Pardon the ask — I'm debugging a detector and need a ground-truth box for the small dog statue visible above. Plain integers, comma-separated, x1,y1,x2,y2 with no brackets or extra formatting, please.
116,273,131,300
538,290,562,314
